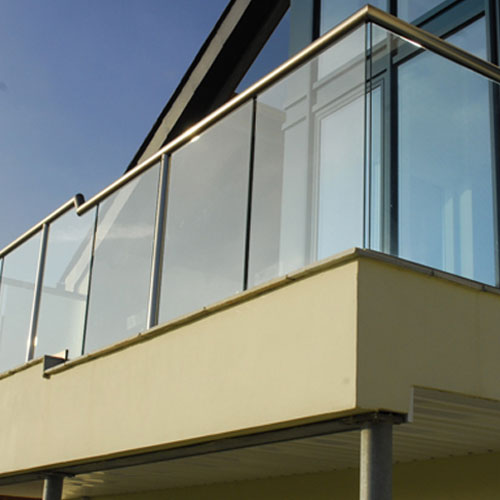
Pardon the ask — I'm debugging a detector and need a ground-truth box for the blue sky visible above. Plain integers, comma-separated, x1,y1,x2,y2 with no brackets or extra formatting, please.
0,0,229,248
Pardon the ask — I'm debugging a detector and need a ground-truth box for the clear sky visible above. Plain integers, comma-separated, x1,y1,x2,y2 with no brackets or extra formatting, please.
0,0,229,248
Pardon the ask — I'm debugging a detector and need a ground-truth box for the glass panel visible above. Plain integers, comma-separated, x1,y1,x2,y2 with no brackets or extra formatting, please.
249,26,366,286
398,0,446,23
0,233,41,372
369,22,496,284
368,86,383,252
317,94,365,259
159,102,252,323
445,16,486,59
289,0,314,55
399,3,488,61
35,209,95,359
84,165,160,353
320,0,386,35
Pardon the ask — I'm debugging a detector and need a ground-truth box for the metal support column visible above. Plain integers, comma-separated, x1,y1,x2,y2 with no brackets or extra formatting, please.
42,474,64,500
360,420,393,500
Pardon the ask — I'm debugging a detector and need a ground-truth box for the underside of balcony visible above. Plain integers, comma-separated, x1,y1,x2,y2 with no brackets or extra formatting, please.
1,249,500,499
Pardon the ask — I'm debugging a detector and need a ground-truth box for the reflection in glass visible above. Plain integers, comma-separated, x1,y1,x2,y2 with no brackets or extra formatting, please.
368,86,383,251
398,3,487,59
444,17,486,59
159,103,252,322
249,27,366,286
317,95,364,259
320,0,385,35
318,25,366,80
392,21,495,283
0,234,41,372
84,165,160,353
398,0,446,23
35,209,95,359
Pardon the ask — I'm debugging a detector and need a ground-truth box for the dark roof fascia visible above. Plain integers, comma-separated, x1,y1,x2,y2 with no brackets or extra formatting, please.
126,0,289,172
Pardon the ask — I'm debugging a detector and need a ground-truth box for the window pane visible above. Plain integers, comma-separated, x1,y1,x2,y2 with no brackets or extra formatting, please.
35,209,95,359
84,165,160,353
391,20,496,283
320,0,386,35
445,16,486,59
398,0,447,23
289,0,314,55
368,86,383,251
159,102,252,323
0,233,41,371
249,27,366,286
317,95,365,259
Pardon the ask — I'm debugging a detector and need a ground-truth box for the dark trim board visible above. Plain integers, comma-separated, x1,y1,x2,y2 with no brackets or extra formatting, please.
127,0,289,172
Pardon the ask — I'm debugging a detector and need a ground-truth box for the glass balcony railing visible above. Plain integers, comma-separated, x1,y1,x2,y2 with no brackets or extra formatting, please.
35,207,94,359
1,5,500,373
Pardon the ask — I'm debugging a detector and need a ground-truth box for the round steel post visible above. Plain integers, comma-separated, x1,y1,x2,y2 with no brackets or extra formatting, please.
26,223,49,362
146,154,170,329
360,421,393,500
42,474,64,500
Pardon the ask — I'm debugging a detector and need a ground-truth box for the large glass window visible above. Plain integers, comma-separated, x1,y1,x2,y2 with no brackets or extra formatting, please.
0,234,41,371
396,20,494,283
321,0,386,35
398,0,447,23
317,93,365,260
368,86,383,252
320,0,488,59
447,16,487,59
35,209,95,359
159,103,252,323
368,21,497,284
84,165,160,353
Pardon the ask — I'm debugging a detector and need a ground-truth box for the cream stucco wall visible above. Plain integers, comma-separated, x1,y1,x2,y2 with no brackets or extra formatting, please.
356,256,500,413
0,260,358,476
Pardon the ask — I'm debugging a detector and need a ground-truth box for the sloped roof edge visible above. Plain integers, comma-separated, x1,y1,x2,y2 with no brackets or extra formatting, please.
126,0,289,172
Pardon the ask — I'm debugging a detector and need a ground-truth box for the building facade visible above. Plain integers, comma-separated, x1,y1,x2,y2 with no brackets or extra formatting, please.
1,1,500,499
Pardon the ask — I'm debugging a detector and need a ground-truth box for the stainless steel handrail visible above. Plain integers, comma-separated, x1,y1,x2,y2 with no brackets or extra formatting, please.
0,194,84,258
3,4,500,256
366,7,500,82
75,5,500,215
74,6,368,215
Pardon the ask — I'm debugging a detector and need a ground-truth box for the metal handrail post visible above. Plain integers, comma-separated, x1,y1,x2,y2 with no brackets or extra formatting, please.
146,154,170,329
26,223,49,361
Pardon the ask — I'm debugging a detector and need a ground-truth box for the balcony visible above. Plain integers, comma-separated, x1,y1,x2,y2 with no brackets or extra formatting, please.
2,7,500,497
2,7,499,373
